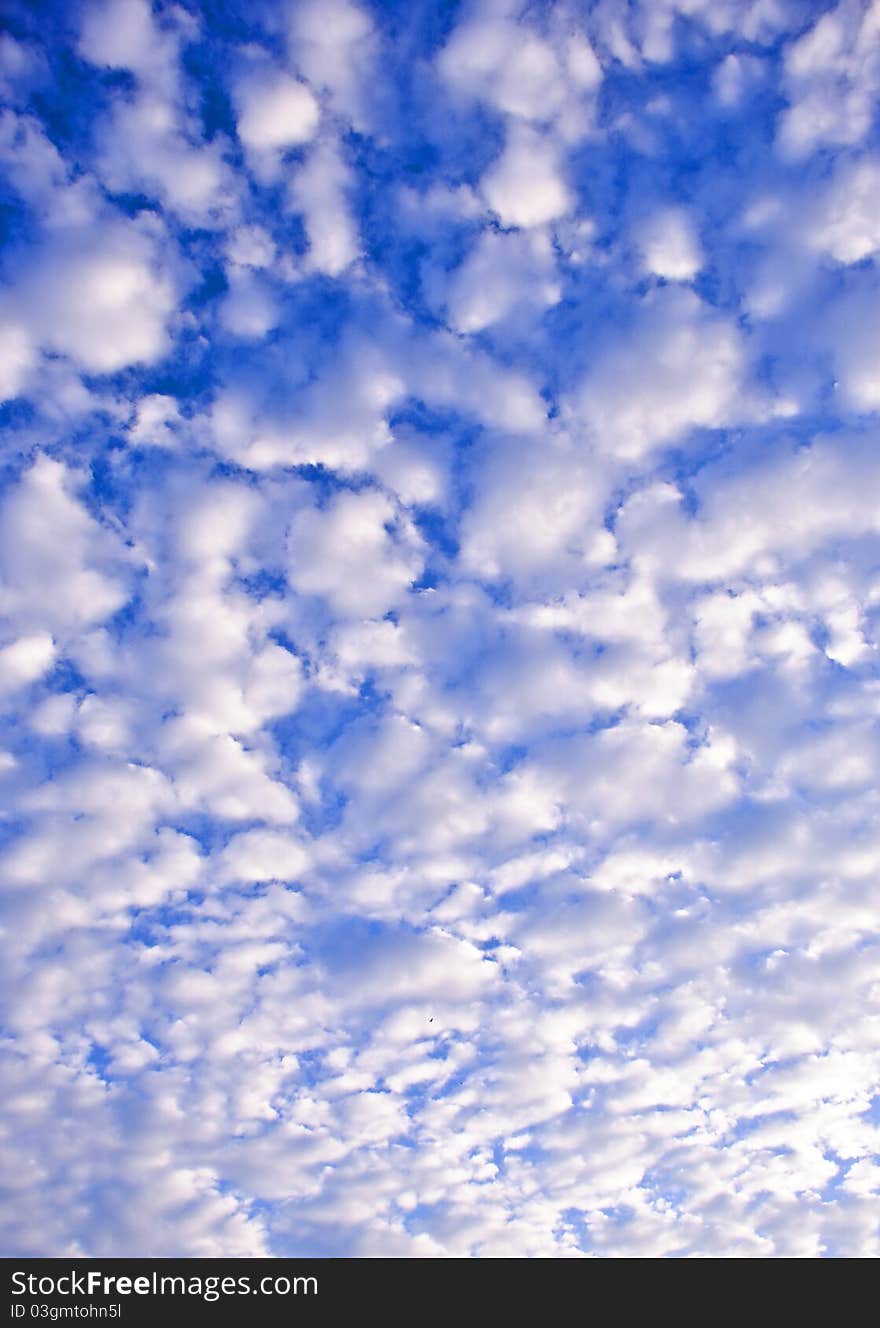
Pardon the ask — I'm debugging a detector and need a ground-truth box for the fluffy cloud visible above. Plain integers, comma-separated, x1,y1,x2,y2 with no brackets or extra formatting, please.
77,0,231,223
236,74,320,153
806,155,880,264
288,139,360,276
575,286,745,458
438,5,602,133
777,0,880,158
440,16,569,121
481,127,572,228
233,65,322,186
0,219,179,387
288,0,376,128
444,227,561,332
636,206,703,281
0,457,127,635
287,489,422,618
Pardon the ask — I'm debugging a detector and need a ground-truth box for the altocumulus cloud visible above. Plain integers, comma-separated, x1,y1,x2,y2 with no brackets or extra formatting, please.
1,0,879,1259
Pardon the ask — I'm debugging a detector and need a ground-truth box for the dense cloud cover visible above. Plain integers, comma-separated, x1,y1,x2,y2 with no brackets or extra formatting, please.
1,0,880,1258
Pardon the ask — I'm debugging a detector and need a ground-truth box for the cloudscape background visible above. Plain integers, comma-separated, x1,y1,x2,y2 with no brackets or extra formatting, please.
1,0,880,1258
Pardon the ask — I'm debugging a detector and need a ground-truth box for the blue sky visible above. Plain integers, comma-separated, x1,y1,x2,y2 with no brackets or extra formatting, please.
1,0,880,1258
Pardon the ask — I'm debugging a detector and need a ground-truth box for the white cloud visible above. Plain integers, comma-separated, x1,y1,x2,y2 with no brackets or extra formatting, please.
235,72,320,155
439,17,568,122
0,633,55,694
78,0,170,81
438,6,602,146
458,432,610,589
616,434,880,582
575,286,744,458
0,318,35,403
481,126,572,228
777,1,880,157
3,220,179,376
825,276,880,411
78,1,231,224
91,93,232,224
807,154,880,263
226,224,276,270
0,109,99,228
444,227,561,333
128,394,182,449
220,273,279,340
636,206,702,280
0,456,127,636
288,0,375,128
713,52,764,109
287,490,421,619
288,139,360,276
218,829,309,885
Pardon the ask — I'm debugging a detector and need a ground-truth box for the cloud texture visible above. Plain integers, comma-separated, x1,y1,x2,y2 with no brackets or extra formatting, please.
1,0,879,1258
